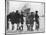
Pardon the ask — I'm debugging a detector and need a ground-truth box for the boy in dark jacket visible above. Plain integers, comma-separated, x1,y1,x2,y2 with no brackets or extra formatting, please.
28,12,34,31
20,11,24,30
35,11,39,30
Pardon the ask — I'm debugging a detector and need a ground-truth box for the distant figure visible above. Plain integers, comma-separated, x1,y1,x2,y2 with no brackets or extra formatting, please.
7,10,21,30
26,13,30,31
35,11,39,30
15,10,21,30
20,11,24,30
7,11,18,30
28,12,34,31
9,12,16,30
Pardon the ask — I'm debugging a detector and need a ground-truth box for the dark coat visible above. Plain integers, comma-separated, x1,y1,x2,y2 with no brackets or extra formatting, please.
7,12,21,24
26,14,34,24
15,12,21,23
20,14,24,24
7,12,16,24
35,14,39,24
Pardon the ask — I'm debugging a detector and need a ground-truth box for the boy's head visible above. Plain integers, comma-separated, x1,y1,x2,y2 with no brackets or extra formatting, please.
35,11,38,13
31,12,34,15
16,10,18,13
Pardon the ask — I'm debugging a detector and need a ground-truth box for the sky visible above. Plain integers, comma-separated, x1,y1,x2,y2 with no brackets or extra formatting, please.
7,1,44,16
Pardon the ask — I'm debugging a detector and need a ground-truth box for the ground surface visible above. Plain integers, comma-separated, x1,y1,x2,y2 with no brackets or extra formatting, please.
6,17,45,35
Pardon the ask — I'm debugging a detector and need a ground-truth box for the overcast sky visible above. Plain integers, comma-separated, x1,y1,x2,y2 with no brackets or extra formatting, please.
7,1,44,16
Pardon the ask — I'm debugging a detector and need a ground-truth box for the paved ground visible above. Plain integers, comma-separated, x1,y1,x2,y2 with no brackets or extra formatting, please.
6,17,45,35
